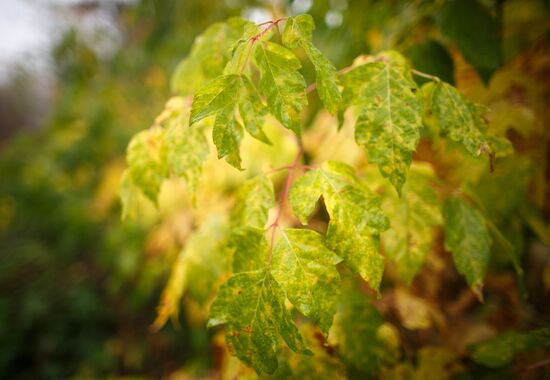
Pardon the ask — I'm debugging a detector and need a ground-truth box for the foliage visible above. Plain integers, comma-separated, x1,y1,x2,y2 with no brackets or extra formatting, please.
120,2,550,379
0,0,549,379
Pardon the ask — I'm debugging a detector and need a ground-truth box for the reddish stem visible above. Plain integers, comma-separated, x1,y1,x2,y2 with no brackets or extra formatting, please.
240,18,287,74
267,146,303,261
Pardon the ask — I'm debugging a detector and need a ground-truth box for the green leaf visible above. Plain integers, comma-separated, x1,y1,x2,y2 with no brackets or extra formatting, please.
126,127,168,204
430,81,492,157
470,327,550,368
289,161,389,290
209,227,310,375
283,14,341,114
171,18,255,95
330,280,397,377
154,215,230,329
119,170,154,221
170,57,204,96
443,197,491,300
209,270,310,374
353,58,423,194
436,0,501,83
303,43,342,115
254,41,307,135
271,228,342,334
164,110,209,196
190,74,241,125
231,175,275,229
382,164,442,285
230,227,269,273
282,14,314,49
239,76,271,144
212,108,244,169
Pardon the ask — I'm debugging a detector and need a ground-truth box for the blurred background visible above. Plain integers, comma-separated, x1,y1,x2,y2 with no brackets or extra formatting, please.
0,0,549,379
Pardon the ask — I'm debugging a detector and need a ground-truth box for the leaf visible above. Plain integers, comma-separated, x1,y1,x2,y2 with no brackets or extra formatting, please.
289,161,389,291
212,107,244,169
303,43,342,115
119,170,154,221
254,41,307,135
443,197,491,300
470,327,550,368
382,164,442,285
271,228,342,334
163,104,209,196
190,74,241,125
126,127,168,204
209,227,310,375
231,175,275,229
153,215,230,329
330,280,398,377
171,18,255,94
282,14,314,49
430,81,492,157
353,57,423,194
262,323,347,380
436,0,501,83
239,76,271,144
283,14,341,114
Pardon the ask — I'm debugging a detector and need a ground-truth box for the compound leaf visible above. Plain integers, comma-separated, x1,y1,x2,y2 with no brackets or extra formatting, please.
289,161,389,291
209,227,310,375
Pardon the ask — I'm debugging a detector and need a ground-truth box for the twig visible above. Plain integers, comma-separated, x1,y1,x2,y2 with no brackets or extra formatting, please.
240,18,287,74
267,145,303,262
412,69,440,82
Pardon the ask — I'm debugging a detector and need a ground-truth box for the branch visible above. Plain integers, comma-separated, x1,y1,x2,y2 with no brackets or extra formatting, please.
267,144,303,262
240,18,287,74
411,69,441,82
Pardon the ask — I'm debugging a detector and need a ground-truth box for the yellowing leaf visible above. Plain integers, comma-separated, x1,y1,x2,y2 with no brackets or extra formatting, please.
126,127,168,204
353,56,423,194
271,228,342,333
190,74,241,125
171,18,254,95
254,41,307,135
283,14,341,114
382,164,442,285
239,76,271,144
212,108,244,169
289,161,389,291
231,174,274,229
